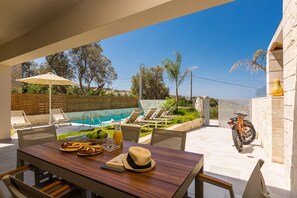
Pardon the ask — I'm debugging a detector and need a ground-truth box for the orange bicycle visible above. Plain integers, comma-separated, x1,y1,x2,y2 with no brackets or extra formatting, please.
228,113,256,152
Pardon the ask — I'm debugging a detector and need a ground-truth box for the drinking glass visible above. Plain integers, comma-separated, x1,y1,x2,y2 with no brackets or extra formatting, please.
113,122,123,146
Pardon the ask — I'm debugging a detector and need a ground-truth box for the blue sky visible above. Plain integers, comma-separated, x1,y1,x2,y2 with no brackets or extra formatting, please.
36,0,282,99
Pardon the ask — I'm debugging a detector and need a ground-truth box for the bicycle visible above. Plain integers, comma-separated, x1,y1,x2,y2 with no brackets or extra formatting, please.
227,113,256,152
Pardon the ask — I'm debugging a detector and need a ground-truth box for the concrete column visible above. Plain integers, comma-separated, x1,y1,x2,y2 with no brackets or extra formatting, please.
195,96,210,125
203,97,210,125
0,65,11,140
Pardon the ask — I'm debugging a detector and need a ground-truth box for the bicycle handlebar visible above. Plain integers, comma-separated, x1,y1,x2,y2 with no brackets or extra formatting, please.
234,112,248,117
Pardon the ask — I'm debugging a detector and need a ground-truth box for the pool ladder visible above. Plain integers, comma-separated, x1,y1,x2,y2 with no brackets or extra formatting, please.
82,112,103,129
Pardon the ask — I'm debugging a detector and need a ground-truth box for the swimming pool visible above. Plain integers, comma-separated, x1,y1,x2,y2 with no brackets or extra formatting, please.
72,113,130,126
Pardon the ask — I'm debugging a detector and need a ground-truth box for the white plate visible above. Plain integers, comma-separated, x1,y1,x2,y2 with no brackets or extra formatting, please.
77,150,102,156
59,147,78,152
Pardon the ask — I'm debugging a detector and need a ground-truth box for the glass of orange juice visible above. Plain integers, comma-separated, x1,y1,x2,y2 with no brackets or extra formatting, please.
113,123,123,146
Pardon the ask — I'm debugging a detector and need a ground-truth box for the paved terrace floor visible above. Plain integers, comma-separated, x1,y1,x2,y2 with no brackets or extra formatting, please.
0,121,293,198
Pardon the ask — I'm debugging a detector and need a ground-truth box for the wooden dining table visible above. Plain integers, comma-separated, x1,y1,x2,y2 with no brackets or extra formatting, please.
17,140,204,198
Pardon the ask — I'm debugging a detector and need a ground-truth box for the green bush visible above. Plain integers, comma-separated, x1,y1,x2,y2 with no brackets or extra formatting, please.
66,86,82,95
172,108,200,124
178,99,193,107
25,84,50,94
210,106,218,119
162,97,175,110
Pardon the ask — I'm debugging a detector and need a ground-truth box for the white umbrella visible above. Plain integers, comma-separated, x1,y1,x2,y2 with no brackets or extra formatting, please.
17,72,76,124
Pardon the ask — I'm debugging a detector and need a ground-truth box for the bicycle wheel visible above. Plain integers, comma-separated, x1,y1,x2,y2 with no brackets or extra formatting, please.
232,128,243,152
242,121,256,145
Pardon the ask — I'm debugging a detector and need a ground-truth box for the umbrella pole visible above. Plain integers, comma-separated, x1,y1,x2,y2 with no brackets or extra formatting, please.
49,84,52,124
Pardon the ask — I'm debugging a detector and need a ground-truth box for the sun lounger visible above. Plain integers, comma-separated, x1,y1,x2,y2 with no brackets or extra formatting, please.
151,108,172,125
136,108,163,128
50,109,72,127
11,110,32,130
122,110,143,124
162,106,178,118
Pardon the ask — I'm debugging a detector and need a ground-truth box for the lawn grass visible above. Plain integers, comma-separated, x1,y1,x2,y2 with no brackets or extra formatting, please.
57,107,199,141
57,123,175,140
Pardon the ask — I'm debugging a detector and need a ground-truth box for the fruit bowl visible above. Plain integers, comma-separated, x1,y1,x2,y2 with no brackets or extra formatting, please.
89,138,107,144
86,130,108,144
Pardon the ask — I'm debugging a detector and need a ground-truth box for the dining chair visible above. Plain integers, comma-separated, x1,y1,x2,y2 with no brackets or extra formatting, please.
0,164,80,198
150,128,187,151
121,124,141,143
150,128,188,197
198,159,270,198
16,125,57,186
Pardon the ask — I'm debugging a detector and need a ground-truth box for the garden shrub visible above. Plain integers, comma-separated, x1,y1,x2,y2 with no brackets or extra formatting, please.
162,97,175,110
210,106,218,119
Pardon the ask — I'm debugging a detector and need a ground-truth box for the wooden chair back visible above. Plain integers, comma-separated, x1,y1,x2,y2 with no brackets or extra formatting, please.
150,129,186,151
121,124,142,143
17,125,57,148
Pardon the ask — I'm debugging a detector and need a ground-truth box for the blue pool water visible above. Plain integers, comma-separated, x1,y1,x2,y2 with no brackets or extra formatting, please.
72,113,130,126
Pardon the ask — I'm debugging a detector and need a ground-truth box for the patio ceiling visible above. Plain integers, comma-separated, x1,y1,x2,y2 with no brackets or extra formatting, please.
0,0,233,66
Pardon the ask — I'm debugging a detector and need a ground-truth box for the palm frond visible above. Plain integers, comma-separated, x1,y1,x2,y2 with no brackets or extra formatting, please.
163,59,177,82
230,60,266,73
253,49,267,62
178,68,191,86
230,49,267,73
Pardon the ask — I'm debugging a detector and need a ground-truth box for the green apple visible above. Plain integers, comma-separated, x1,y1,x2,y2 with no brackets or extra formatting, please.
98,131,107,139
91,132,99,139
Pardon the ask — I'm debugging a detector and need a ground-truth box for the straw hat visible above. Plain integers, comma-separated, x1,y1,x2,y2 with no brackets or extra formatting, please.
123,146,156,172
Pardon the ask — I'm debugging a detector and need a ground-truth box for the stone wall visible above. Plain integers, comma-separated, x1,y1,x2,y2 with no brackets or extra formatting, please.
169,118,203,132
11,65,22,91
218,99,252,128
139,100,165,114
252,97,284,163
283,0,297,194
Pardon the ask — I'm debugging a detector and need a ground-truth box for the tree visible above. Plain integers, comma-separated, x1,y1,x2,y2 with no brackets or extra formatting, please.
45,52,75,93
162,52,190,110
230,49,267,73
131,65,169,99
21,61,39,93
45,52,75,79
21,61,38,78
86,55,118,94
70,42,117,95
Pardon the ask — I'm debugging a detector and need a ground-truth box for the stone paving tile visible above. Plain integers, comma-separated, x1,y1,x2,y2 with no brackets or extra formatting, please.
185,122,292,198
0,121,293,197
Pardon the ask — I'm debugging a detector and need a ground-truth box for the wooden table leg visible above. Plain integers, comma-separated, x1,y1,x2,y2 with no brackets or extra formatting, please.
195,166,203,198
16,154,24,181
